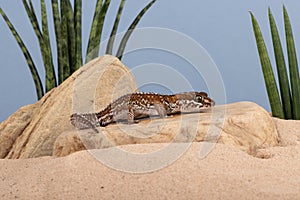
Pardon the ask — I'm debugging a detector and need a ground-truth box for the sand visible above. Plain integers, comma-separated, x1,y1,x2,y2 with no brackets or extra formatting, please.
0,118,299,200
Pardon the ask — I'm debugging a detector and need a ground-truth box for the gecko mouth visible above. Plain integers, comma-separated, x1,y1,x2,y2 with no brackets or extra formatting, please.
204,98,215,107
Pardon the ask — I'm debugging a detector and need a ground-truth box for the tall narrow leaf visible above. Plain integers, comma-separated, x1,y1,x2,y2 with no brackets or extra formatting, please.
86,0,111,62
268,8,292,119
60,0,70,81
283,5,300,119
41,0,57,91
51,0,63,84
74,0,82,70
21,0,43,41
250,12,284,118
0,7,44,99
106,0,126,54
86,0,102,51
22,0,56,91
65,0,76,74
86,0,103,62
116,0,156,59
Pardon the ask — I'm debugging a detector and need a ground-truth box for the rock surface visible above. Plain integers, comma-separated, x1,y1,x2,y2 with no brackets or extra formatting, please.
0,55,137,158
53,102,279,157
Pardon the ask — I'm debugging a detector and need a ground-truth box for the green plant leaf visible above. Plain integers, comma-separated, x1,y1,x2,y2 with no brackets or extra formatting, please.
283,5,300,119
51,0,63,84
74,0,82,70
65,0,76,74
60,0,70,81
86,0,102,61
250,11,284,118
0,7,44,99
106,0,126,55
86,0,110,63
268,7,292,119
41,0,57,91
21,0,42,41
22,0,56,91
116,0,156,60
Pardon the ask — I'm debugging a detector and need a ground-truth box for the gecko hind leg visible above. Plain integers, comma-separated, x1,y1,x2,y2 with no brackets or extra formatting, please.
126,107,140,124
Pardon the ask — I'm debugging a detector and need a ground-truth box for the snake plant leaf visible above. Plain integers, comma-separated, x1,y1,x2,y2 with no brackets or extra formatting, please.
51,0,63,84
86,0,102,59
106,0,126,55
0,7,44,99
41,0,50,38
41,0,57,91
268,8,292,119
86,0,103,62
60,0,70,81
283,5,300,119
74,0,82,70
116,0,156,60
250,12,285,118
21,0,42,41
65,0,76,74
86,0,111,63
22,0,57,91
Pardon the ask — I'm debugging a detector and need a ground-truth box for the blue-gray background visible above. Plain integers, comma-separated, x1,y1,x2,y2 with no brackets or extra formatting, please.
1,0,300,122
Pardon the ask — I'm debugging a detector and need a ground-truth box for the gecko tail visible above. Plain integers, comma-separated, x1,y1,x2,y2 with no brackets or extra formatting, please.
70,113,99,133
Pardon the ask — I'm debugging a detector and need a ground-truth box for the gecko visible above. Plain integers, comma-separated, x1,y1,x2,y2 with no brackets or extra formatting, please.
70,91,215,133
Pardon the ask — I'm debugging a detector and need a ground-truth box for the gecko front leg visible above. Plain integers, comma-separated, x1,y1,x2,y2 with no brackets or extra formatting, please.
70,113,99,133
154,103,167,118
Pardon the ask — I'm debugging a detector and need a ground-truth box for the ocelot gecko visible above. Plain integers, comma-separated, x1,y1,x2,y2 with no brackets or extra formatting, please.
70,91,215,133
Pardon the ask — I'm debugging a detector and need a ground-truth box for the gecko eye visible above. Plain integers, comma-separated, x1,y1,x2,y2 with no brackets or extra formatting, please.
194,95,204,103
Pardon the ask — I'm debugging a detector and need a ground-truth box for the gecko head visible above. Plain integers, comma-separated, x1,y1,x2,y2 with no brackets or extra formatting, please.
174,91,215,113
194,92,215,107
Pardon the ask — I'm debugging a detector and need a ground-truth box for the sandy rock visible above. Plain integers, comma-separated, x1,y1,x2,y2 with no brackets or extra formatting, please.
53,102,279,157
0,55,137,158
0,103,40,158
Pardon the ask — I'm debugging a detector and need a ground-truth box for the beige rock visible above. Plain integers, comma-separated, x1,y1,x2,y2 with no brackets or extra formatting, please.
53,102,279,157
0,55,137,158
0,103,40,158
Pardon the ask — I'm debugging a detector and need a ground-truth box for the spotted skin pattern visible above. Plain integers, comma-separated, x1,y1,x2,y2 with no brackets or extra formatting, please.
70,91,215,133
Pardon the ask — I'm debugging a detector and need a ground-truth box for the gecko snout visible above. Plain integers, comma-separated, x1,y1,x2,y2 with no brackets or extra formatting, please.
203,96,215,107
